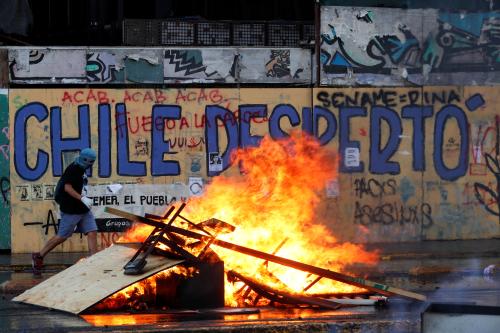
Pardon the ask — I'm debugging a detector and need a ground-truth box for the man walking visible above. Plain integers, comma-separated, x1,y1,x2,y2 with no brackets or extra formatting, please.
32,148,98,275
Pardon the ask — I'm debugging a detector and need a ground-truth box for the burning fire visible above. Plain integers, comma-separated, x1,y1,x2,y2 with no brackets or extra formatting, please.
116,132,378,308
94,266,195,311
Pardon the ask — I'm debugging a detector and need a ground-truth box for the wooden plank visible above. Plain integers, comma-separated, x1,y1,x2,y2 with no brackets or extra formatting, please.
13,243,184,314
228,270,341,310
106,207,427,301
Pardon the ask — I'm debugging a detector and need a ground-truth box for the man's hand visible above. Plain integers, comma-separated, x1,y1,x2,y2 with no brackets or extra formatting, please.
81,196,92,209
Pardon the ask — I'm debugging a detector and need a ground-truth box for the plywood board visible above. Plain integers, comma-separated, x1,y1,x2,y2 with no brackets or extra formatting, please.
13,243,184,314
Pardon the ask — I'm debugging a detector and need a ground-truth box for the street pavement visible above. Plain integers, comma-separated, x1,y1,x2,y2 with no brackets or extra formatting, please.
0,239,499,333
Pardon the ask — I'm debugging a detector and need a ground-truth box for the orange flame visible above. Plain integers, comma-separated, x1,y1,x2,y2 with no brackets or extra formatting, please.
94,266,194,311
120,132,378,307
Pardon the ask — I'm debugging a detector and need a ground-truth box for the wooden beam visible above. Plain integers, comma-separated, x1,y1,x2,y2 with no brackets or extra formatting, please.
228,270,341,310
105,207,427,301
303,276,322,292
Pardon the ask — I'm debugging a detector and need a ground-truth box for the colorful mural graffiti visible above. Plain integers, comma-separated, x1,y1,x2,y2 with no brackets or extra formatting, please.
320,7,500,85
0,89,10,250
8,88,500,253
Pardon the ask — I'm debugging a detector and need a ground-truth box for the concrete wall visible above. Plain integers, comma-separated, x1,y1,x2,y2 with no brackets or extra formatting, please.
8,87,500,253
320,7,500,86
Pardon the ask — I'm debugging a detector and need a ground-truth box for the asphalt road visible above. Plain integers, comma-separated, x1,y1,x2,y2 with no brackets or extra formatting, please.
1,288,499,333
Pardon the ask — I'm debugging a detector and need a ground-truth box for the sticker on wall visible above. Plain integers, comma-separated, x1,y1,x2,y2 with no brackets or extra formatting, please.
106,184,123,194
16,185,30,201
325,179,339,198
31,184,44,201
473,145,482,163
189,155,202,174
344,147,360,168
189,177,204,197
44,184,55,200
134,137,149,156
208,152,223,172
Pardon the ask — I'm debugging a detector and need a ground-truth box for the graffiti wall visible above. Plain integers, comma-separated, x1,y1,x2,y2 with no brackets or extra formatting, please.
9,88,500,253
9,47,311,84
0,89,10,249
8,88,312,253
314,86,499,242
320,7,500,86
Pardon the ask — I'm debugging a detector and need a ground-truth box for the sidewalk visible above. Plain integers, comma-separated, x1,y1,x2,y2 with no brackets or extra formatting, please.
0,251,86,272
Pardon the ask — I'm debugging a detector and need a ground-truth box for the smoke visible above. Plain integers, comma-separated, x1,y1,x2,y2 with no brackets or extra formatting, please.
383,258,500,332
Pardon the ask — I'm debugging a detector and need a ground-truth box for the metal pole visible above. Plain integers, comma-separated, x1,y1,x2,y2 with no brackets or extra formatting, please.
314,0,321,87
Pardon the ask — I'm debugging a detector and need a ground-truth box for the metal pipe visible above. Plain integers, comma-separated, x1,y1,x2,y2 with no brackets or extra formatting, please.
314,0,321,87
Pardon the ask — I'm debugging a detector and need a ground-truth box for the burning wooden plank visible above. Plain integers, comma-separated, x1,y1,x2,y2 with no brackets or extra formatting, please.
13,243,184,314
240,238,289,305
105,207,427,302
227,270,341,310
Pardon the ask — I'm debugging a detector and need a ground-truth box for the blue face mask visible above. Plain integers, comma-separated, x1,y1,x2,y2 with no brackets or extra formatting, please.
75,148,96,169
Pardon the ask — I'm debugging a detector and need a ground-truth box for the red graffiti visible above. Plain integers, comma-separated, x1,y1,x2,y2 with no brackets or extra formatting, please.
187,137,205,148
61,89,110,104
123,89,167,104
126,115,164,134
175,88,224,104
468,116,499,175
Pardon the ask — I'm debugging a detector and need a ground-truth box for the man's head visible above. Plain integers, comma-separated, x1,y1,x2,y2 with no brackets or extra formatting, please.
75,148,96,169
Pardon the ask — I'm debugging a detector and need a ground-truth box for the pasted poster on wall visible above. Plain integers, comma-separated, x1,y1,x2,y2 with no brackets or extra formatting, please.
8,87,500,253
87,183,188,232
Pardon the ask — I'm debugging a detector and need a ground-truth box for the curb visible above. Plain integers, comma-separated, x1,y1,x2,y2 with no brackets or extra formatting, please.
380,251,500,261
0,264,72,272
1,280,41,298
2,319,421,333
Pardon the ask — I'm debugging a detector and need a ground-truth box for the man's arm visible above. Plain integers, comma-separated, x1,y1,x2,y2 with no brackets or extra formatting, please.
64,183,82,200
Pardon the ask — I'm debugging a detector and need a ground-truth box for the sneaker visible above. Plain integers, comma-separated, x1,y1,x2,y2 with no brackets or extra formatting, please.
32,252,43,275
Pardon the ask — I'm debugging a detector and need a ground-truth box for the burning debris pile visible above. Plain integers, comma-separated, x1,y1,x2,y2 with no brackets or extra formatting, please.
95,133,426,312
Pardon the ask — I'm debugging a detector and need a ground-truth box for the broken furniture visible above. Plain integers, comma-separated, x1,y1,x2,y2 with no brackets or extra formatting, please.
106,205,427,306
14,203,426,314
